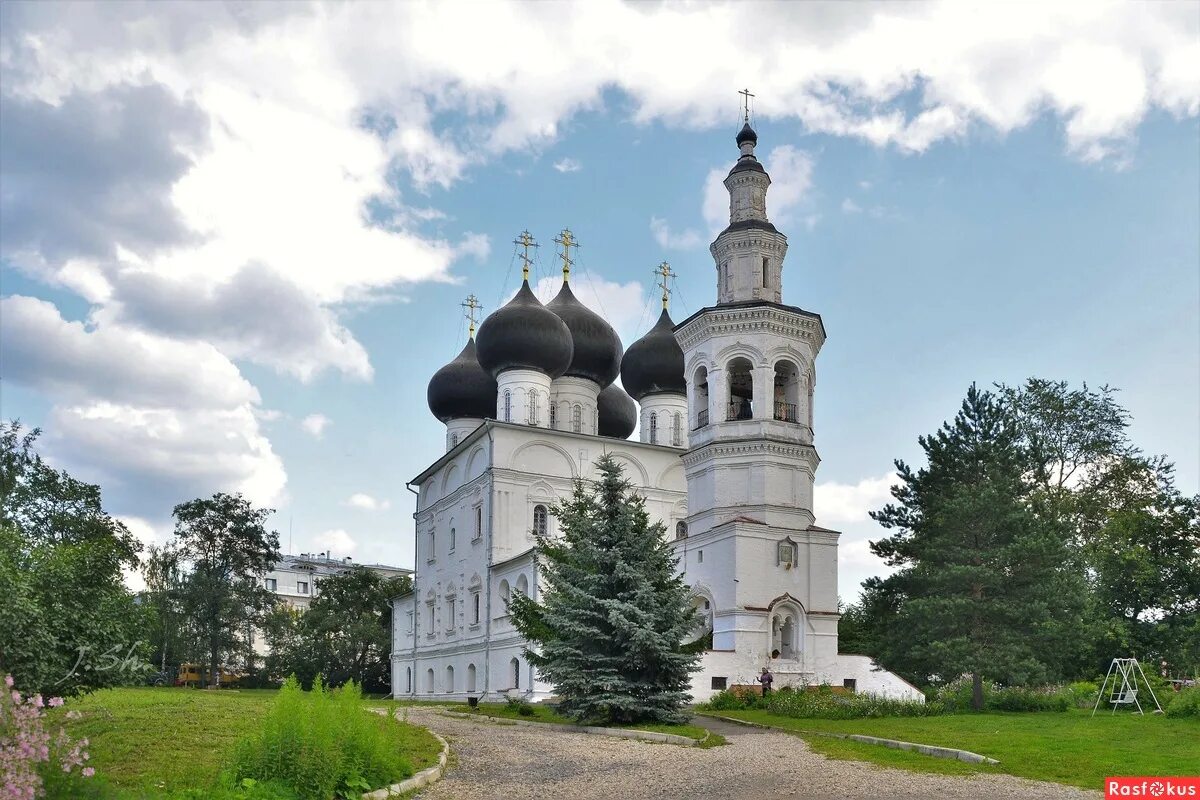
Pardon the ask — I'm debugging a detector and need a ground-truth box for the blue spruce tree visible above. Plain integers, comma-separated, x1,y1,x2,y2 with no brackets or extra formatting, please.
510,454,699,724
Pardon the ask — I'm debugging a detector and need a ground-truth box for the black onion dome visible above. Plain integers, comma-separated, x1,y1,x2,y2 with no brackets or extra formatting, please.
597,384,637,439
476,280,573,379
619,308,686,401
427,338,497,422
736,122,758,147
546,281,623,386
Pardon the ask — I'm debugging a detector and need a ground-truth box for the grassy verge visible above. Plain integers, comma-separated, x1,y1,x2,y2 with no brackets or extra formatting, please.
52,687,441,798
698,707,1200,789
445,701,712,741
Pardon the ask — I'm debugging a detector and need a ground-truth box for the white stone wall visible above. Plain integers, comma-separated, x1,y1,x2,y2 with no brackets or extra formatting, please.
495,369,552,428
549,376,600,435
638,394,688,448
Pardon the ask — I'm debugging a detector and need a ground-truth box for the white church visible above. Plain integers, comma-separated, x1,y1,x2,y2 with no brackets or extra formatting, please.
391,119,920,703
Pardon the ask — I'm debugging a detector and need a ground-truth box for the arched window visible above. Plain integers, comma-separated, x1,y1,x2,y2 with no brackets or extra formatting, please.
445,665,454,693
549,403,557,430
533,504,548,538
511,657,521,689
472,592,480,624
572,404,582,433
727,357,754,420
528,391,540,425
450,432,459,447
649,412,658,444
672,412,682,446
762,257,770,288
515,573,529,597
773,360,801,423
426,668,435,692
467,664,477,693
449,526,456,552
693,366,710,429
428,529,435,561
503,390,512,422
499,579,511,611
676,521,688,539
406,667,412,694
771,604,804,660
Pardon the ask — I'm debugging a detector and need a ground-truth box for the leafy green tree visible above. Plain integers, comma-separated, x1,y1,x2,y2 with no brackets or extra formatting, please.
173,492,279,688
266,566,411,692
870,385,1086,709
142,544,187,673
510,455,699,724
0,422,147,696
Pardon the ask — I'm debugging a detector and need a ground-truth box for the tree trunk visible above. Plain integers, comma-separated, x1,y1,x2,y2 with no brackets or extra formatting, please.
972,671,984,711
210,635,220,689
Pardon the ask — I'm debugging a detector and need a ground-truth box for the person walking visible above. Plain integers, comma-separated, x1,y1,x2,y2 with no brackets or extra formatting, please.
758,667,774,697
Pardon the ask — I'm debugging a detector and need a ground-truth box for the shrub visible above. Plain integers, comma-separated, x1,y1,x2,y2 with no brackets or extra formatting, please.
518,704,534,716
1066,681,1099,709
1165,686,1200,718
1,674,100,800
230,676,413,800
765,688,943,719
933,677,1068,713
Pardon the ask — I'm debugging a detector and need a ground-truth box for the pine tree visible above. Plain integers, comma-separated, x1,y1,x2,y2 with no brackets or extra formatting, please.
870,384,1086,710
510,454,699,724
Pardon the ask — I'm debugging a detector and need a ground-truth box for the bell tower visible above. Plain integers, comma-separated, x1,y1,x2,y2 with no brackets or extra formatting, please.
673,107,839,670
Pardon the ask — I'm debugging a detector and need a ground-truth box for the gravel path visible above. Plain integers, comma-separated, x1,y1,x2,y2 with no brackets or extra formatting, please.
408,707,1101,800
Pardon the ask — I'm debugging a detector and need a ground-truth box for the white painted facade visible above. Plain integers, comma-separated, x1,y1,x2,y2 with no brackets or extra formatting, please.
392,121,921,704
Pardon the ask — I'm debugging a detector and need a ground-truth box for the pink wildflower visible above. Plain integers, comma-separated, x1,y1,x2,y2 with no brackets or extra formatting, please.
83,767,95,778
49,697,64,708
4,674,12,687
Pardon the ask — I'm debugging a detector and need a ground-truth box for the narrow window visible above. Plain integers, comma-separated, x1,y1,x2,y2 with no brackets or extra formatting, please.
428,529,435,561
427,603,435,629
529,392,540,425
474,506,483,540
533,505,548,538
572,404,582,433
672,412,682,446
676,521,687,539
406,667,412,693
649,412,658,444
450,432,459,447
549,404,557,429
406,610,413,632
723,262,731,293
503,390,512,422
512,657,521,689
762,257,770,288
449,527,456,552
472,593,480,624
447,598,456,630
698,550,703,563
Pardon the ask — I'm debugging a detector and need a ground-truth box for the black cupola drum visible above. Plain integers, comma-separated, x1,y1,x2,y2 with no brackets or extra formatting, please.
475,280,573,379
547,281,623,386
597,384,637,439
426,338,497,422
619,308,686,401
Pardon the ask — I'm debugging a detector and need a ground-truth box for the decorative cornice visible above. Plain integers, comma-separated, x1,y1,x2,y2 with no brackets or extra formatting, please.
681,438,819,467
676,305,825,351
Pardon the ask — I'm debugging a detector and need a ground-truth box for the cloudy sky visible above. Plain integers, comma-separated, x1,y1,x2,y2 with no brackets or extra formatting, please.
1,1,1197,599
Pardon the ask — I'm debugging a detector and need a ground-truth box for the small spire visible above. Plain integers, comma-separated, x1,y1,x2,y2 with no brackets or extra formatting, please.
554,228,578,281
739,87,755,123
655,261,676,310
461,294,482,338
513,230,538,281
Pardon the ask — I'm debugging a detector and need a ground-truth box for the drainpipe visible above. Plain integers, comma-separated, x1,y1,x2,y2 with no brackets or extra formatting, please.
482,424,495,701
405,481,420,697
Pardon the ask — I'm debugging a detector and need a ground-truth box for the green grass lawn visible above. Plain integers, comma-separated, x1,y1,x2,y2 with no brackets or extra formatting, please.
446,701,713,741
699,707,1200,789
52,687,441,798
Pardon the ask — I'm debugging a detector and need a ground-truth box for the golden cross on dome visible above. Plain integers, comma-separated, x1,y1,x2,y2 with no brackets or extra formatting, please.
554,228,578,280
513,230,538,280
739,87,755,122
655,261,676,310
461,294,482,338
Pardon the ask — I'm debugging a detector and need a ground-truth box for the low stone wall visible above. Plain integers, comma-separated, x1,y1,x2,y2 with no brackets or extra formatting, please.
698,712,999,765
437,709,706,747
363,711,451,798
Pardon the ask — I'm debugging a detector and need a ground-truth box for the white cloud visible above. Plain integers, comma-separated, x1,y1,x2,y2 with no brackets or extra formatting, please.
553,157,582,173
345,493,391,511
525,271,651,347
841,198,863,214
301,414,331,439
649,216,704,250
314,528,357,555
813,472,897,526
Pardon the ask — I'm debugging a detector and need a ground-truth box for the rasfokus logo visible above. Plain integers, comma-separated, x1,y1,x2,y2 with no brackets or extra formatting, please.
1106,778,1200,798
